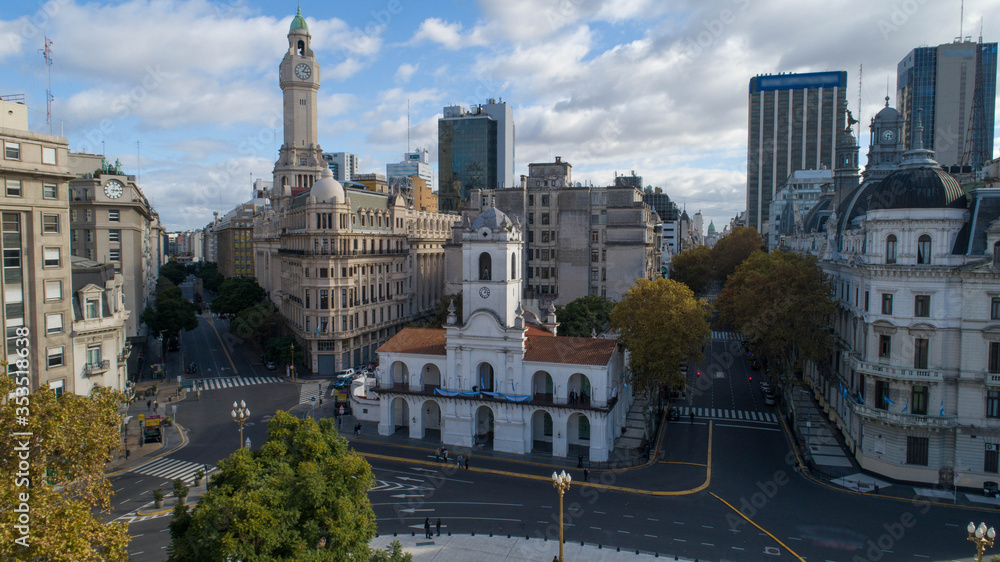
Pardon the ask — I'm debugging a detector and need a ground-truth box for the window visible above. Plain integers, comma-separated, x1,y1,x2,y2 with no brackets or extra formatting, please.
478,252,491,280
5,141,19,160
992,297,1000,321
989,391,1000,418
590,268,599,281
109,249,120,262
885,234,897,264
528,194,534,206
912,385,928,415
47,347,64,368
320,290,329,309
43,183,57,199
71,209,77,221
986,444,999,474
43,247,60,267
865,291,870,312
45,313,62,334
591,250,599,263
906,436,929,465
879,335,891,359
541,213,550,225
914,338,928,369
917,235,931,264
990,342,1000,374
881,293,893,315
995,242,1000,265
41,146,56,164
914,295,930,317
875,380,889,410
44,280,61,301
591,230,599,242
109,229,121,242
541,231,550,243
4,178,20,197
42,214,59,233
108,209,120,222
528,213,534,225
85,209,92,221
541,194,550,206
578,416,590,440
511,253,516,278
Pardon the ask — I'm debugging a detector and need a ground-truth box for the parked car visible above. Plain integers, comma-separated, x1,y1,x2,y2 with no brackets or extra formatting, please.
335,368,356,378
668,408,680,421
168,338,180,351
985,481,1000,498
764,393,776,406
265,360,277,370
184,362,198,374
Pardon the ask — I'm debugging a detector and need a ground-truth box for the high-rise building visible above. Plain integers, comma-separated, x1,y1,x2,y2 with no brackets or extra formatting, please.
387,149,433,191
323,152,359,182
215,202,260,278
897,38,998,170
438,99,514,211
746,71,848,233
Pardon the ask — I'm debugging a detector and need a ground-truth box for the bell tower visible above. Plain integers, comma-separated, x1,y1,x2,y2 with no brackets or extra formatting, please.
273,7,324,194
461,207,523,329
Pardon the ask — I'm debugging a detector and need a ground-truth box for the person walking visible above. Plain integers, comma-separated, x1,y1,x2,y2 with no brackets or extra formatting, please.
577,452,584,468
457,454,464,468
424,517,432,539
146,399,151,412
464,455,469,470
583,468,589,481
436,518,441,537
153,400,158,414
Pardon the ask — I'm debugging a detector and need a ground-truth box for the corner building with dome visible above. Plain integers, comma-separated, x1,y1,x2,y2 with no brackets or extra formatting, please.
253,9,456,373
783,100,1000,486
374,207,633,462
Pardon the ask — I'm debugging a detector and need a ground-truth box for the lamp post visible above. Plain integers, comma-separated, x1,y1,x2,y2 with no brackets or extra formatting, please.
551,470,572,562
289,342,295,381
968,521,996,562
231,400,250,448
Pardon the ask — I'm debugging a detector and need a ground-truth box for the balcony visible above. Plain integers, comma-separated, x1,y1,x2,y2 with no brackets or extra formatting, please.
277,248,408,258
850,357,944,382
372,383,615,411
84,360,110,376
853,402,955,429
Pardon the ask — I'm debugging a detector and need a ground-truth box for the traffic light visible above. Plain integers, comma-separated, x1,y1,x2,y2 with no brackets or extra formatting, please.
696,371,701,377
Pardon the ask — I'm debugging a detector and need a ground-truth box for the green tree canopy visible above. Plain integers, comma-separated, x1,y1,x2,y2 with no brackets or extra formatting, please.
211,276,267,316
0,378,130,561
609,278,711,392
715,249,836,374
141,282,199,344
670,245,714,294
265,334,305,364
555,296,615,337
167,412,377,561
711,226,764,283
197,262,224,293
160,260,188,285
230,301,281,346
408,294,462,329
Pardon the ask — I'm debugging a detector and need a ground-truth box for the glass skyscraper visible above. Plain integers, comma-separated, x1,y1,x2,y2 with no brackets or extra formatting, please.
438,106,499,212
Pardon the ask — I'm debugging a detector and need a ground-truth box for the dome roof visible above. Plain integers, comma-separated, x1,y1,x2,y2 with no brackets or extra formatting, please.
310,167,344,203
875,105,900,121
867,167,966,212
471,207,514,232
289,7,308,33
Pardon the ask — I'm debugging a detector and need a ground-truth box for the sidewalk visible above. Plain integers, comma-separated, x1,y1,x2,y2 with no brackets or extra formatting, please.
370,534,695,561
106,377,190,475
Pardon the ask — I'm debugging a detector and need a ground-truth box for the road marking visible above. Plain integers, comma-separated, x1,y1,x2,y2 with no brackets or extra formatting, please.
647,518,658,522
622,514,634,518
644,534,657,538
673,538,686,542
702,543,714,546
205,318,238,375
132,534,143,538
131,552,143,556
590,527,601,530
788,536,802,540
593,510,605,514
673,521,684,525
732,547,744,550
715,423,781,432
711,492,805,561
617,530,629,534
702,525,713,529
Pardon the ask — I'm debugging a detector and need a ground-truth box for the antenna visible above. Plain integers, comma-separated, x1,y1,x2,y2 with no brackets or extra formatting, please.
960,0,964,41
858,63,863,130
406,98,410,153
40,36,53,134
136,140,141,185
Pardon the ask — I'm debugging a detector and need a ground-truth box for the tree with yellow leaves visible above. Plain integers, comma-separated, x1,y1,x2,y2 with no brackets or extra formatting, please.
0,376,130,561
610,278,711,392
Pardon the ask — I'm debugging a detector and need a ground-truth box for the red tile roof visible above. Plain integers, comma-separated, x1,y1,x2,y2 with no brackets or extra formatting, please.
523,335,618,366
526,324,554,337
377,328,446,356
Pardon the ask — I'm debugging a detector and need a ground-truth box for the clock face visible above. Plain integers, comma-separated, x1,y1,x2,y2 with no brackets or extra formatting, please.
479,287,490,299
294,63,311,80
881,129,896,144
104,180,124,199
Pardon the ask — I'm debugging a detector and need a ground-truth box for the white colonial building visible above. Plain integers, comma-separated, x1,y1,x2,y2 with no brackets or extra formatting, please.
784,106,1000,487
375,208,632,462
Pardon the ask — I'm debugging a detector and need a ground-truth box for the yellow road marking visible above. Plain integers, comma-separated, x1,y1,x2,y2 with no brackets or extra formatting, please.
710,491,805,561
205,316,238,376
660,461,707,467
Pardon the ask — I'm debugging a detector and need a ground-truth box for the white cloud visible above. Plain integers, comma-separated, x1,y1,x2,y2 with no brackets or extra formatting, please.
408,17,488,49
395,62,418,83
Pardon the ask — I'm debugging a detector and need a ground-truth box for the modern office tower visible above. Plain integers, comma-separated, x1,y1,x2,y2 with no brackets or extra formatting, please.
438,99,514,211
897,38,998,170
214,202,260,278
323,152,360,182
387,149,433,190
746,71,848,233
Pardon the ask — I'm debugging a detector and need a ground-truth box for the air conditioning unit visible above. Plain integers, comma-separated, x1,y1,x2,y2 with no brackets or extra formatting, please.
987,444,997,452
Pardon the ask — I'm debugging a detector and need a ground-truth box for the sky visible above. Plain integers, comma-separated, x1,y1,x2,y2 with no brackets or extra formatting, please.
2,0,999,232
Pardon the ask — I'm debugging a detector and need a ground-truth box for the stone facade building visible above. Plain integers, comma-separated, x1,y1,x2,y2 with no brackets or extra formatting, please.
70,257,129,395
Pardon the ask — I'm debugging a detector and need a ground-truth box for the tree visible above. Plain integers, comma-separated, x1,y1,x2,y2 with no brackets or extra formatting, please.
230,301,281,347
160,259,188,285
555,296,615,337
167,412,378,561
711,226,764,283
211,276,267,316
670,245,714,294
609,278,711,392
265,334,305,364
197,262,224,293
715,249,836,375
0,378,130,561
408,294,462,329
141,284,199,356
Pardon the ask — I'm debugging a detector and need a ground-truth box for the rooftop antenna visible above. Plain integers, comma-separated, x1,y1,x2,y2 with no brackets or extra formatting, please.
136,140,141,185
40,36,53,134
960,0,964,41
857,63,863,132
407,98,411,153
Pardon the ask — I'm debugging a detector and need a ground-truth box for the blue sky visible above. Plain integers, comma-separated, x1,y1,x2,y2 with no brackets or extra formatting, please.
1,0,997,231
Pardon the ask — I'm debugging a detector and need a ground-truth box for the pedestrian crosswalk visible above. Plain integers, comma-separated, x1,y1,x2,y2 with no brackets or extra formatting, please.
674,406,777,424
299,381,330,404
711,331,737,341
130,456,213,484
189,376,282,391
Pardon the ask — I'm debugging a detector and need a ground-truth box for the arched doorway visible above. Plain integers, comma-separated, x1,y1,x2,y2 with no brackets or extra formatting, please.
475,405,494,448
477,362,495,392
568,373,591,406
532,371,553,402
391,361,409,386
423,363,442,388
568,412,591,462
422,399,442,442
390,397,410,436
531,409,553,453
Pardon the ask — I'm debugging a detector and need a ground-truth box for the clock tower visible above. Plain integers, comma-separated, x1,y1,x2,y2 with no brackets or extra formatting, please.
274,7,324,194
460,207,523,329
862,96,906,182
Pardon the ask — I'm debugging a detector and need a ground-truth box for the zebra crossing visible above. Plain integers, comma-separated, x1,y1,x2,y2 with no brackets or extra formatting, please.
130,456,213,484
675,406,778,424
299,381,330,404
190,376,282,391
711,330,737,341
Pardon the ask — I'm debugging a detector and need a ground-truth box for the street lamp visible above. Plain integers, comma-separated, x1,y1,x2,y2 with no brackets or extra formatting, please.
231,400,250,448
551,470,572,562
289,342,295,381
968,522,996,562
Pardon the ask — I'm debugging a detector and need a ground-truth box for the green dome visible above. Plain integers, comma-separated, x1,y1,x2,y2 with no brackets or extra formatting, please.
289,6,308,33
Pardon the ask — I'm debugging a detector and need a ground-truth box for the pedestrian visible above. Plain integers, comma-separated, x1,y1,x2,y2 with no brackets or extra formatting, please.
689,409,694,422
583,468,589,481
436,518,441,537
153,400,158,413
457,454,464,468
146,399,151,412
464,455,469,470
424,517,432,539
577,452,583,468
436,450,441,463
442,447,448,462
